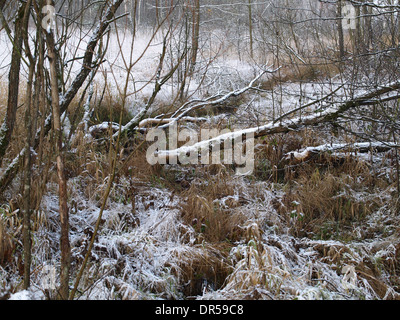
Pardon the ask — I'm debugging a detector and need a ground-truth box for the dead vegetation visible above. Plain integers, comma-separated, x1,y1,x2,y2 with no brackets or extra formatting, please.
2,98,400,300
1,0,400,301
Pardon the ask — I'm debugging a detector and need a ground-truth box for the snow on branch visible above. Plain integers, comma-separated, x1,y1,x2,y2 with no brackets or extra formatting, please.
168,66,280,123
157,80,400,161
111,33,185,139
138,117,208,129
106,65,278,139
285,142,400,162
60,0,124,114
87,117,209,140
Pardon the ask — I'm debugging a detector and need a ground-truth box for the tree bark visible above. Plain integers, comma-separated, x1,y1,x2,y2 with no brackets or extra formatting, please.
248,0,254,59
22,0,34,291
45,0,70,299
337,0,345,59
190,0,200,75
158,80,400,161
0,4,26,162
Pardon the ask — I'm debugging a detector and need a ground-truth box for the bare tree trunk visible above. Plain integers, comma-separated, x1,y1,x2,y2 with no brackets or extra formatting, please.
398,0,400,45
22,70,34,290
33,0,47,168
337,0,345,59
190,0,200,75
248,0,254,59
45,0,70,299
362,1,372,51
354,3,361,55
0,4,26,162
22,0,34,290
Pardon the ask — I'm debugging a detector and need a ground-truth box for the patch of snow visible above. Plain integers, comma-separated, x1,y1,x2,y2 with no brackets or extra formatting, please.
9,289,45,300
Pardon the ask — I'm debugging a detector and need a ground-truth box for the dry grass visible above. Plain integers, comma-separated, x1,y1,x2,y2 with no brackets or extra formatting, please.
259,60,341,91
90,99,133,127
0,204,19,267
280,169,369,238
179,167,246,244
250,128,395,241
253,129,322,182
170,244,233,297
181,190,245,244
89,125,400,299
276,153,392,239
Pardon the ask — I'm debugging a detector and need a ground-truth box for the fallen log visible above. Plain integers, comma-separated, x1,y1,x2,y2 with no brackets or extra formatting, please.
285,142,400,162
156,81,400,163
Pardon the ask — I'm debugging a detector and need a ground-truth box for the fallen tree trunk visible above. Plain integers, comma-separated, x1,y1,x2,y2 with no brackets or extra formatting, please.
167,67,279,124
157,81,400,162
93,67,276,139
138,116,208,128
285,142,400,162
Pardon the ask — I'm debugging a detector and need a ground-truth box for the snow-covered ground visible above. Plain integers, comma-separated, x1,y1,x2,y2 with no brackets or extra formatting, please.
4,171,399,300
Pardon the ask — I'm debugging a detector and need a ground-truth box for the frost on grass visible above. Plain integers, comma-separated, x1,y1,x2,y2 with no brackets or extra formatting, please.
3,159,398,300
48,177,203,300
